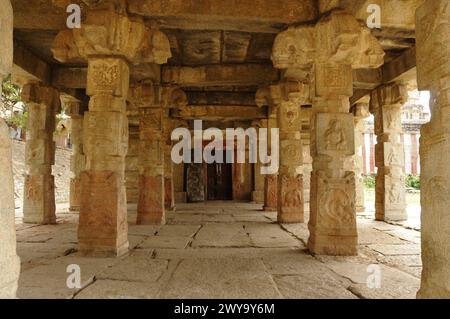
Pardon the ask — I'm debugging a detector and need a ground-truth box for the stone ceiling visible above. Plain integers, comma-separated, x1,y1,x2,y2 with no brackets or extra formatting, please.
11,0,424,113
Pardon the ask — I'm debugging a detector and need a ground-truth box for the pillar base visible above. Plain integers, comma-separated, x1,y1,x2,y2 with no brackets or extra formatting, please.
307,231,358,256
375,210,408,222
78,241,129,258
79,171,129,258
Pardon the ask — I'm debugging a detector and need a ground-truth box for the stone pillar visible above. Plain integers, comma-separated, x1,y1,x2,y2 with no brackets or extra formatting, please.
416,0,450,299
135,84,166,224
370,84,408,221
126,125,139,204
271,10,384,255
276,82,308,223
163,115,175,210
78,57,130,256
21,83,59,225
187,163,205,202
251,119,266,204
301,109,313,208
52,6,171,255
0,0,20,298
353,102,370,213
0,118,20,298
173,162,187,203
263,110,278,211
65,100,86,212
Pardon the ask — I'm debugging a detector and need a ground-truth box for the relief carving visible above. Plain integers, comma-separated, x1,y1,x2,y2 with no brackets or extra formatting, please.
324,119,347,151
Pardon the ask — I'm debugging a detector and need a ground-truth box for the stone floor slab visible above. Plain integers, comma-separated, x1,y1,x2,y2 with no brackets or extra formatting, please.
160,258,283,299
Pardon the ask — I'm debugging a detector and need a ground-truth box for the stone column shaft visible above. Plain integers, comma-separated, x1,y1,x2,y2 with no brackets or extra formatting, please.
79,57,130,257
22,83,59,225
163,114,175,210
353,102,370,213
251,120,267,204
416,0,450,299
308,63,357,256
69,112,85,211
371,84,407,221
277,97,304,223
263,112,278,211
136,85,166,225
125,125,139,204
0,0,20,298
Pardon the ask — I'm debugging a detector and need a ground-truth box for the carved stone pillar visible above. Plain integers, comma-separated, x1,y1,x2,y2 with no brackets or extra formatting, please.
301,109,313,208
21,83,59,225
65,100,86,212
272,10,384,255
0,0,20,298
52,6,171,255
251,120,267,204
132,84,166,224
353,102,370,213
370,84,408,221
416,0,450,299
163,115,175,210
276,82,308,223
263,111,278,211
125,125,139,204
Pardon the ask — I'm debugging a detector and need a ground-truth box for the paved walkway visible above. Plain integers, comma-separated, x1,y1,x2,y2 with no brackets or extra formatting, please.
15,202,421,299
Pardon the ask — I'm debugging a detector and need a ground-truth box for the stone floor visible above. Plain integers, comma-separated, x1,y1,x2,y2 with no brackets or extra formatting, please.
15,201,422,299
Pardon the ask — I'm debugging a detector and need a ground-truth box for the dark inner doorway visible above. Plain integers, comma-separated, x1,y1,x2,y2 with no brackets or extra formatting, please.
206,150,232,200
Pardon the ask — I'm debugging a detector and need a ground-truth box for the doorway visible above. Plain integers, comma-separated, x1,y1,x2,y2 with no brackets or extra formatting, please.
206,151,232,200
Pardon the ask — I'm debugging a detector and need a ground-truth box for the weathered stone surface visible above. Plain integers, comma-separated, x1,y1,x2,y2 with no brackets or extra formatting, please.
79,171,129,257
415,0,450,299
97,251,168,282
192,223,252,248
160,258,283,299
368,244,421,256
137,175,165,225
0,0,20,298
0,117,21,298
17,255,117,299
75,279,161,299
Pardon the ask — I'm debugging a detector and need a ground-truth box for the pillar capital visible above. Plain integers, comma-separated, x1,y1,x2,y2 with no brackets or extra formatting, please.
272,10,384,70
21,83,61,112
52,6,171,65
370,83,408,112
256,80,310,108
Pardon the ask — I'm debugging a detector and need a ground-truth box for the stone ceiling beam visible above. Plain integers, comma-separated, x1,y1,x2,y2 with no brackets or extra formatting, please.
186,91,257,106
171,105,267,120
12,41,51,85
382,47,417,85
128,0,318,33
162,64,279,87
12,0,317,33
